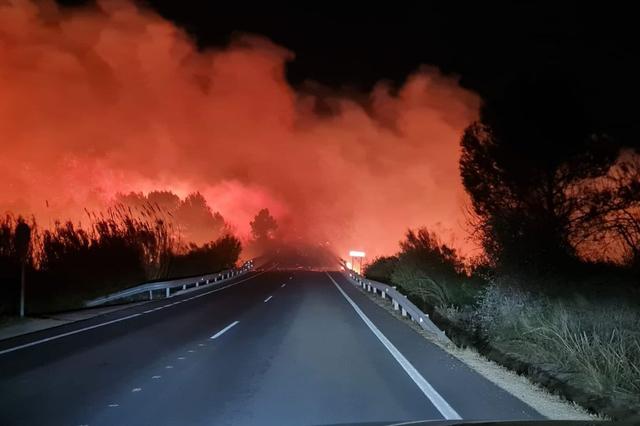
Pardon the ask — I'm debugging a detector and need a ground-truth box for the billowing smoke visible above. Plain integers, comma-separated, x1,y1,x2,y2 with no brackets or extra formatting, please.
0,0,480,258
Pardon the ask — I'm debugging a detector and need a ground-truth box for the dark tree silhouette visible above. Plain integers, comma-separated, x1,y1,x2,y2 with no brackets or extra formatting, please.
460,73,620,271
573,154,640,270
147,190,181,213
250,208,278,243
116,191,227,245
175,192,227,244
168,234,241,277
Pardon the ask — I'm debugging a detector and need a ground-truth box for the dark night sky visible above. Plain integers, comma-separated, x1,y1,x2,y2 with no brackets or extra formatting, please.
58,1,639,147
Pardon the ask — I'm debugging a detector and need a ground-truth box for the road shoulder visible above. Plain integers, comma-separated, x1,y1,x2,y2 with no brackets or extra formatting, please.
0,302,149,341
330,271,598,421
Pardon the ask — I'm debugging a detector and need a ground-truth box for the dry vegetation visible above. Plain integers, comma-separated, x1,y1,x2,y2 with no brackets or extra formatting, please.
0,205,241,315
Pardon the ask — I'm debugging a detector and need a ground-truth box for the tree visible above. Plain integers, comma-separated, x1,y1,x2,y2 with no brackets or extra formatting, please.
174,193,227,245
250,208,278,243
460,73,620,271
117,191,227,246
147,190,181,212
572,153,640,269
167,234,242,277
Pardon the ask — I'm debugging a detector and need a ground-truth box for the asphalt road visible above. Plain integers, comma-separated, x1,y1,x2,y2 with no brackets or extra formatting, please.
0,268,543,426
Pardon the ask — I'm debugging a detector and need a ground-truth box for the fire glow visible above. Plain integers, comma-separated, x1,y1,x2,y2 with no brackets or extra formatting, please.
0,0,480,257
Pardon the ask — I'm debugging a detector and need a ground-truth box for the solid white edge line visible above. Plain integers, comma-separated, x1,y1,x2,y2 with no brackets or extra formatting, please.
0,313,142,355
0,269,271,356
325,272,462,421
264,295,273,303
210,321,239,339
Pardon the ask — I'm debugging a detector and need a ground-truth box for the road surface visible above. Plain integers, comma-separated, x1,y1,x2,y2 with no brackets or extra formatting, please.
0,269,542,425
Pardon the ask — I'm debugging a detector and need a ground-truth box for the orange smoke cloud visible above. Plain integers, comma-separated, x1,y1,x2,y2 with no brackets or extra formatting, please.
0,0,480,257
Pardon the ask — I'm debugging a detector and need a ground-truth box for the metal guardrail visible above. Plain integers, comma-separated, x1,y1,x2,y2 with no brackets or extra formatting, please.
84,259,255,307
342,268,451,343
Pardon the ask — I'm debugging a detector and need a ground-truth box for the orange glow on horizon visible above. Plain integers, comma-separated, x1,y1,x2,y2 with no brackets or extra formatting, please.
0,1,480,258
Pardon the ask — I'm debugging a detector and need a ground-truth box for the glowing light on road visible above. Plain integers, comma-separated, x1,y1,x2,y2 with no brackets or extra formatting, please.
349,250,366,258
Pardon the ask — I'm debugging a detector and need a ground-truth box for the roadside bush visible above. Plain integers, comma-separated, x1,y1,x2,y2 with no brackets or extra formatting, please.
168,234,241,278
391,260,456,308
365,256,398,284
0,209,242,315
473,282,640,409
364,228,481,310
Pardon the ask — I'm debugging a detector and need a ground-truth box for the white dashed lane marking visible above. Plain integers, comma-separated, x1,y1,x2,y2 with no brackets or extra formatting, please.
165,365,173,369
152,375,161,379
132,388,142,393
210,321,239,339
264,295,273,303
108,404,119,408
0,269,271,356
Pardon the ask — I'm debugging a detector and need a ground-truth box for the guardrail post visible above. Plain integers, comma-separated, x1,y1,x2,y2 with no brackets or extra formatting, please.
182,284,186,290
166,288,170,298
393,300,399,311
381,290,386,299
401,307,407,317
149,290,153,300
